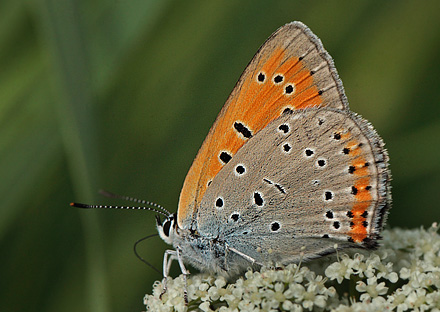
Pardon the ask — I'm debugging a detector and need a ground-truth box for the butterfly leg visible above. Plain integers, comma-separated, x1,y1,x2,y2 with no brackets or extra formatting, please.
160,250,177,300
160,249,189,304
175,247,189,304
165,250,175,275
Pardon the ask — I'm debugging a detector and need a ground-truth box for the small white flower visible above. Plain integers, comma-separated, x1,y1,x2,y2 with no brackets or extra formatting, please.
426,290,440,309
405,288,429,310
199,301,212,312
325,260,352,283
356,276,388,301
388,292,409,312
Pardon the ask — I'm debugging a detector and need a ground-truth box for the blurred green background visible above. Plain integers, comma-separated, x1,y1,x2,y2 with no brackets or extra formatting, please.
1,0,440,311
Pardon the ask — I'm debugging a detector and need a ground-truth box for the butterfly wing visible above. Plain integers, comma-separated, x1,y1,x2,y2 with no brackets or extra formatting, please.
178,22,348,228
197,108,390,265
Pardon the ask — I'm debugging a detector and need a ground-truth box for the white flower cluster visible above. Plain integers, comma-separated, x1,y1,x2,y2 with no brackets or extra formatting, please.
145,224,440,311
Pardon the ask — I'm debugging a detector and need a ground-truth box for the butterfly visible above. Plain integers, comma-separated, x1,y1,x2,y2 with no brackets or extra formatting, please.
73,21,391,302
156,20,390,278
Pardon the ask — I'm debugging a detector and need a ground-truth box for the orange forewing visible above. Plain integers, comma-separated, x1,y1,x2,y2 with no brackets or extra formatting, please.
178,22,348,227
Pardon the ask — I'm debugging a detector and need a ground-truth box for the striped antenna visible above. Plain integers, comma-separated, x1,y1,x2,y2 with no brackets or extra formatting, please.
70,202,169,217
98,190,171,216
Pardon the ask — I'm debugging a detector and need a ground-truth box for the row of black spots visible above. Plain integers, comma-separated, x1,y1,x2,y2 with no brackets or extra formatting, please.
230,212,240,222
278,123,290,134
235,164,246,176
257,71,284,84
325,210,334,219
284,84,295,95
309,61,327,78
323,190,334,201
351,186,358,195
333,132,341,140
304,148,315,157
219,121,253,165
256,71,295,96
324,210,341,230
234,122,253,139
347,162,370,174
254,191,264,207
348,166,355,174
274,74,284,84
215,183,261,210
351,184,373,196
297,51,310,62
257,72,266,83
297,45,316,63
307,66,325,95
302,147,326,167
283,107,293,115
346,210,368,218
316,158,327,168
270,221,281,232
219,151,232,164
282,142,292,154
215,184,264,212
349,220,369,228
342,142,364,155
270,73,285,87
215,197,224,209
227,213,285,232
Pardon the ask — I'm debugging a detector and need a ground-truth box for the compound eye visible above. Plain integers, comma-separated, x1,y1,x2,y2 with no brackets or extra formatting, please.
163,220,172,237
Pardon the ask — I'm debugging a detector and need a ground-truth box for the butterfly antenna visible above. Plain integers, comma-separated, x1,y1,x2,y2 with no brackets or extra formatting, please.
134,233,162,275
70,202,169,217
99,190,171,216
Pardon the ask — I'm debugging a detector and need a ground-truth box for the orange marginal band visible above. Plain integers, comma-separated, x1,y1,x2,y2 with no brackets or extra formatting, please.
347,143,373,243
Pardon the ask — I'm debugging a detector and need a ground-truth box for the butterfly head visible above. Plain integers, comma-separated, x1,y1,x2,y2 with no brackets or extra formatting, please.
156,213,178,245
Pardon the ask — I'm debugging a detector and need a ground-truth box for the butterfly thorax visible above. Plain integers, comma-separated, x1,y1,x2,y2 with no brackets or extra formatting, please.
157,214,254,276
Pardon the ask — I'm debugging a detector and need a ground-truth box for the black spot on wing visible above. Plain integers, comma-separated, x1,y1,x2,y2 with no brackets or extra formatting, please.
234,122,252,138
219,152,232,164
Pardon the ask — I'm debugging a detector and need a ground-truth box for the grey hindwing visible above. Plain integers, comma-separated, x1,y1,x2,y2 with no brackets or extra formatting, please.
196,107,390,265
